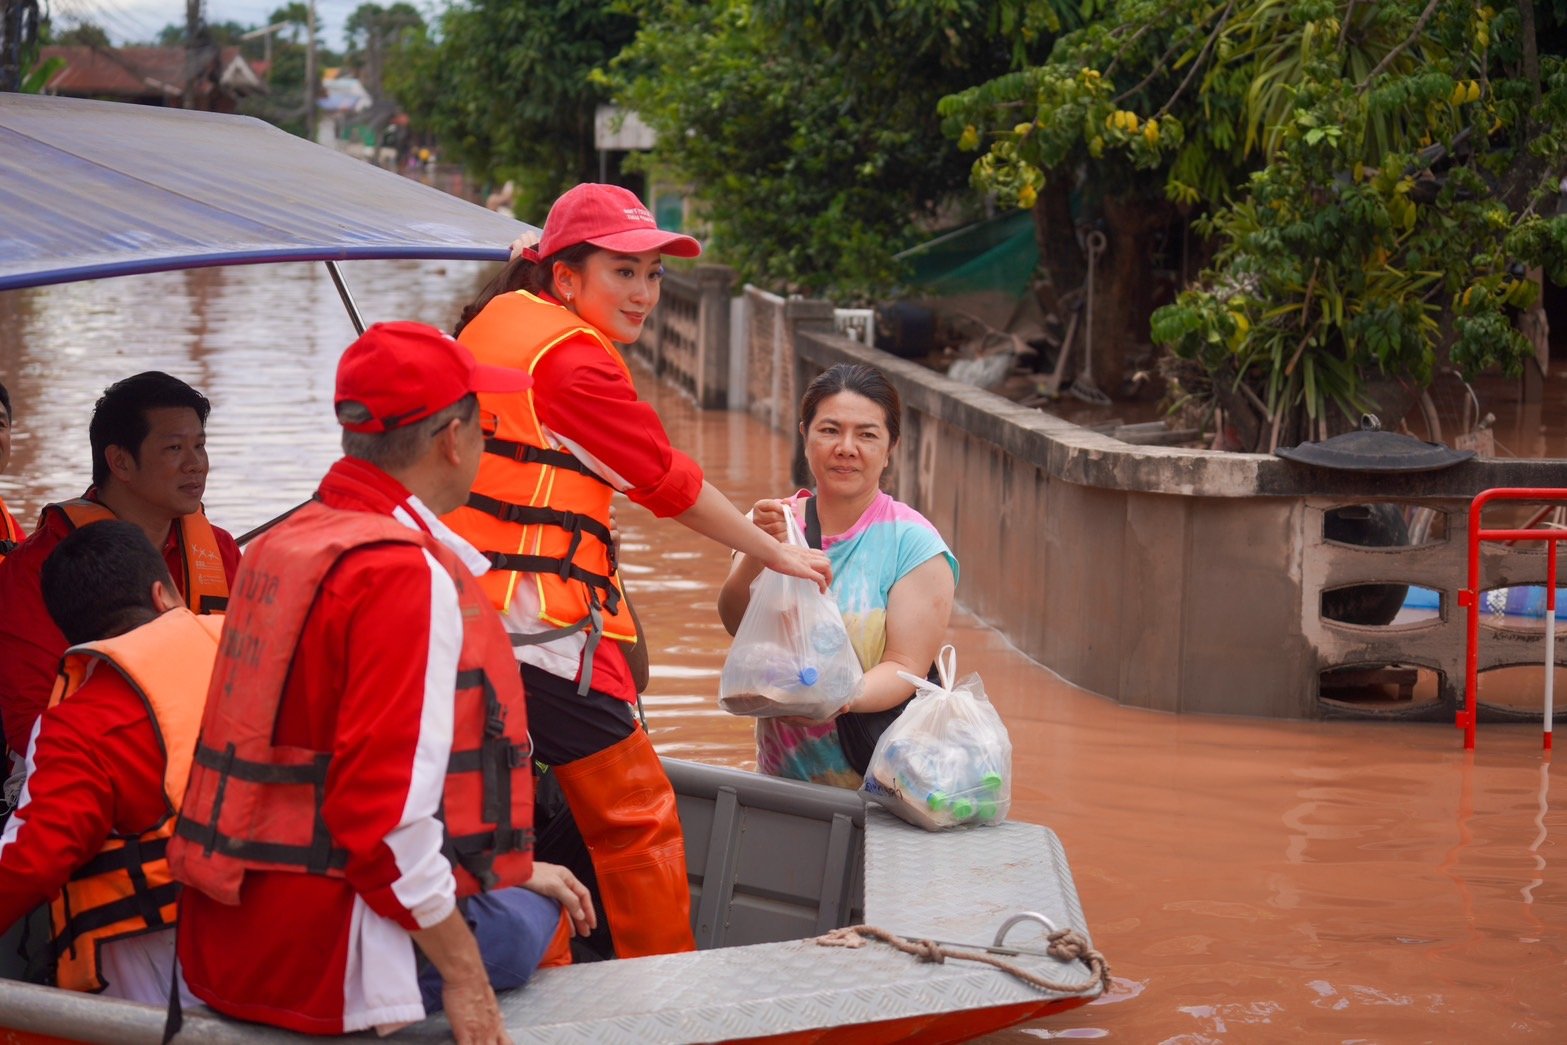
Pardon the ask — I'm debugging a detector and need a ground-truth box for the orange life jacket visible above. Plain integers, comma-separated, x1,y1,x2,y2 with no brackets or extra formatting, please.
46,499,229,614
446,291,637,672
168,502,534,904
0,496,21,559
45,608,221,993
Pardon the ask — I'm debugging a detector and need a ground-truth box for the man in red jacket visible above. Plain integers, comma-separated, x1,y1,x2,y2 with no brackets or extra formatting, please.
173,324,594,1044
0,520,213,1004
0,372,240,800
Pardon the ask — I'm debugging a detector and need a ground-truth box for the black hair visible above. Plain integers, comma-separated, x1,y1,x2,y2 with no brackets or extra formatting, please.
452,243,598,337
41,520,176,645
0,380,11,423
799,363,902,446
89,372,210,489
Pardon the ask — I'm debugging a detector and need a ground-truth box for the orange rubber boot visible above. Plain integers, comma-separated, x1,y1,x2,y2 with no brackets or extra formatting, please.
539,907,574,969
550,728,696,957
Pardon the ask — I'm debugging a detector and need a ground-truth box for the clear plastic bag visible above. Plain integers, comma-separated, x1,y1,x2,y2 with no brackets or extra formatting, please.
862,646,1012,830
718,508,864,719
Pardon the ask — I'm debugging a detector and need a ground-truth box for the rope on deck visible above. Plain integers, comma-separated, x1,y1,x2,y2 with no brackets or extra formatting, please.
815,923,1112,997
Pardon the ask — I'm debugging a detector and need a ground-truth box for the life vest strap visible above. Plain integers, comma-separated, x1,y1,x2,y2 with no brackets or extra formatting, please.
49,880,180,962
69,835,169,881
172,815,350,874
193,742,331,784
481,439,612,487
483,553,622,615
465,493,615,550
0,540,16,555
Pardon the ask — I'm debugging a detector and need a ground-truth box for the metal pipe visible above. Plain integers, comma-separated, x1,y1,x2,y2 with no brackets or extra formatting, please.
325,260,365,334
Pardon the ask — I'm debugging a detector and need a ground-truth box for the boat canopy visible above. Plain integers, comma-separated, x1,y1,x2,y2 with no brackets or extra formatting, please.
0,95,529,292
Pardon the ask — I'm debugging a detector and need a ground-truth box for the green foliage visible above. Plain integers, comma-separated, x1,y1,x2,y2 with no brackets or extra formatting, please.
382,0,636,194
943,0,1567,444
604,0,1060,299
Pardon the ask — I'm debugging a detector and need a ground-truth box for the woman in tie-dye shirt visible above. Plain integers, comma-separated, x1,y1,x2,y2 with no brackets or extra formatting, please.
718,364,958,788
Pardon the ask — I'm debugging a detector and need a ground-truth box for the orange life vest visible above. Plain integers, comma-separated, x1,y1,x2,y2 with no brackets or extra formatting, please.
45,608,221,993
0,496,21,559
446,291,637,661
168,502,534,904
45,499,229,614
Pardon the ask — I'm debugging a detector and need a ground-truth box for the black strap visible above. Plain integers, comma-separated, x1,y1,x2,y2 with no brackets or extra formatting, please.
483,553,622,615
49,881,181,962
482,438,612,486
162,954,183,1045
465,493,616,552
70,835,169,881
0,540,16,555
173,816,350,871
197,594,228,613
193,743,331,785
804,496,823,550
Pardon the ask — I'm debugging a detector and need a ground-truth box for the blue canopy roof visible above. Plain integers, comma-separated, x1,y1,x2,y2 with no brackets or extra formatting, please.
0,95,531,291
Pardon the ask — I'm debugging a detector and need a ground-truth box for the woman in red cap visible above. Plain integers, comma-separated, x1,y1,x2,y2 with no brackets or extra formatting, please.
445,184,830,960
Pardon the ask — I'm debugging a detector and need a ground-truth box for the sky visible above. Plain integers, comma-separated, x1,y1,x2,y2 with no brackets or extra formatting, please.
50,0,375,52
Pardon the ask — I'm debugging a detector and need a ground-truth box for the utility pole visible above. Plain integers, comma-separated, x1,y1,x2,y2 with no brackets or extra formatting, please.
304,0,318,142
182,0,206,110
239,21,289,84
1,0,40,92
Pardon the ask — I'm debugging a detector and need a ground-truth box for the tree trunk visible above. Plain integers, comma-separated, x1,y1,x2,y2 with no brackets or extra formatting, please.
1087,193,1172,395
1030,179,1085,320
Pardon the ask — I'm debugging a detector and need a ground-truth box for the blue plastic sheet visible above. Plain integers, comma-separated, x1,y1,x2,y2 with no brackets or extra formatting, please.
0,95,530,291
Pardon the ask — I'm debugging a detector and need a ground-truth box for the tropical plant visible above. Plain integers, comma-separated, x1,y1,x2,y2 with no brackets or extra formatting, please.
941,0,1567,448
604,0,1060,299
382,0,637,198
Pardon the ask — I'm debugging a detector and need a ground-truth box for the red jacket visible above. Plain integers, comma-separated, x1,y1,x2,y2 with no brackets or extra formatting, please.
177,458,519,1035
0,498,240,757
464,296,705,703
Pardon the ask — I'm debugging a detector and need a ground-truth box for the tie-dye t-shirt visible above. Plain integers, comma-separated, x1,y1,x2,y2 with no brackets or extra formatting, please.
755,490,958,787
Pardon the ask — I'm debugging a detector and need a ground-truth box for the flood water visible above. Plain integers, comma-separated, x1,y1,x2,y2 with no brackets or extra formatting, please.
4,261,1567,1042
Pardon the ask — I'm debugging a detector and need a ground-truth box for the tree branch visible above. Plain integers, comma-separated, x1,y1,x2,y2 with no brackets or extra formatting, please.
1112,2,1229,106
1356,0,1441,94
1154,2,1234,120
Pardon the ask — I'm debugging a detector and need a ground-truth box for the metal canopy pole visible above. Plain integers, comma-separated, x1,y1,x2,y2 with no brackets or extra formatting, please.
325,260,365,335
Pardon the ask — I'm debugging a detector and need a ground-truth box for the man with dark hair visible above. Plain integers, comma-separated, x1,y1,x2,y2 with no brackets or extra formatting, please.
0,370,240,785
0,380,22,560
171,323,593,1043
0,520,219,1003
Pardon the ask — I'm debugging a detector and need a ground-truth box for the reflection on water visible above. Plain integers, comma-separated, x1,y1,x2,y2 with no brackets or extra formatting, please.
4,261,1567,1040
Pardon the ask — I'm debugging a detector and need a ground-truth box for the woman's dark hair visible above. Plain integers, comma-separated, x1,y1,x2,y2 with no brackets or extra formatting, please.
0,380,11,423
798,363,902,446
453,243,598,336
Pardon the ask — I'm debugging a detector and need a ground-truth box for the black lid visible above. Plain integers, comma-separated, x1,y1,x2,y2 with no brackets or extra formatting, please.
1275,415,1475,473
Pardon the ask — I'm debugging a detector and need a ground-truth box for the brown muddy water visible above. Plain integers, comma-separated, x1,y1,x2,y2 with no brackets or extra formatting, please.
4,260,1567,1042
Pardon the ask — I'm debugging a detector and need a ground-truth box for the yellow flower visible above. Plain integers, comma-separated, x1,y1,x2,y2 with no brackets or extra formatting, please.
958,125,980,151
1451,81,1467,105
1144,118,1160,145
1468,80,1482,103
1014,122,1033,138
1019,184,1038,209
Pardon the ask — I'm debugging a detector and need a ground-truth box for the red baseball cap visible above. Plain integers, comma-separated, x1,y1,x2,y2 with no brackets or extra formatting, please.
335,322,532,433
527,183,702,261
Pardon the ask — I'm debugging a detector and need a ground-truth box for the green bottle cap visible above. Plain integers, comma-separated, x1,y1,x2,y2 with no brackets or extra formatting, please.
951,797,975,820
982,772,1004,790
926,790,948,811
978,799,998,820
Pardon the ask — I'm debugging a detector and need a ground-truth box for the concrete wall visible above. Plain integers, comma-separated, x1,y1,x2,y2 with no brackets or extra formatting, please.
783,329,1567,721
629,265,736,409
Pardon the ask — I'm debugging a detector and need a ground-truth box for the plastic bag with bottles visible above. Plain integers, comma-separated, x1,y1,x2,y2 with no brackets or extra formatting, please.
718,509,863,720
862,645,1012,830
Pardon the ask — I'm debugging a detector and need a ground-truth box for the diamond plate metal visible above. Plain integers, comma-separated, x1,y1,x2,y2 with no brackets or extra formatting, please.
0,778,1100,1045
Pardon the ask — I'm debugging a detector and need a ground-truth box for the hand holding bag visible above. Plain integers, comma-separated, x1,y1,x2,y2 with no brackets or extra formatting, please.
862,645,1012,830
718,508,864,719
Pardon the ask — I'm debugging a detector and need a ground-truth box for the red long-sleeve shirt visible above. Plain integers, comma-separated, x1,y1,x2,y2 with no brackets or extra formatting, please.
496,318,705,701
178,458,490,1035
0,499,240,757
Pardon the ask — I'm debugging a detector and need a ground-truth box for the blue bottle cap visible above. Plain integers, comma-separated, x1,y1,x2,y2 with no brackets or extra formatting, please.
798,665,819,686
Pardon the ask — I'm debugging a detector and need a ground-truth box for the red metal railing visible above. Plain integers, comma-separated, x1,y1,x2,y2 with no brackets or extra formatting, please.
1458,488,1567,750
